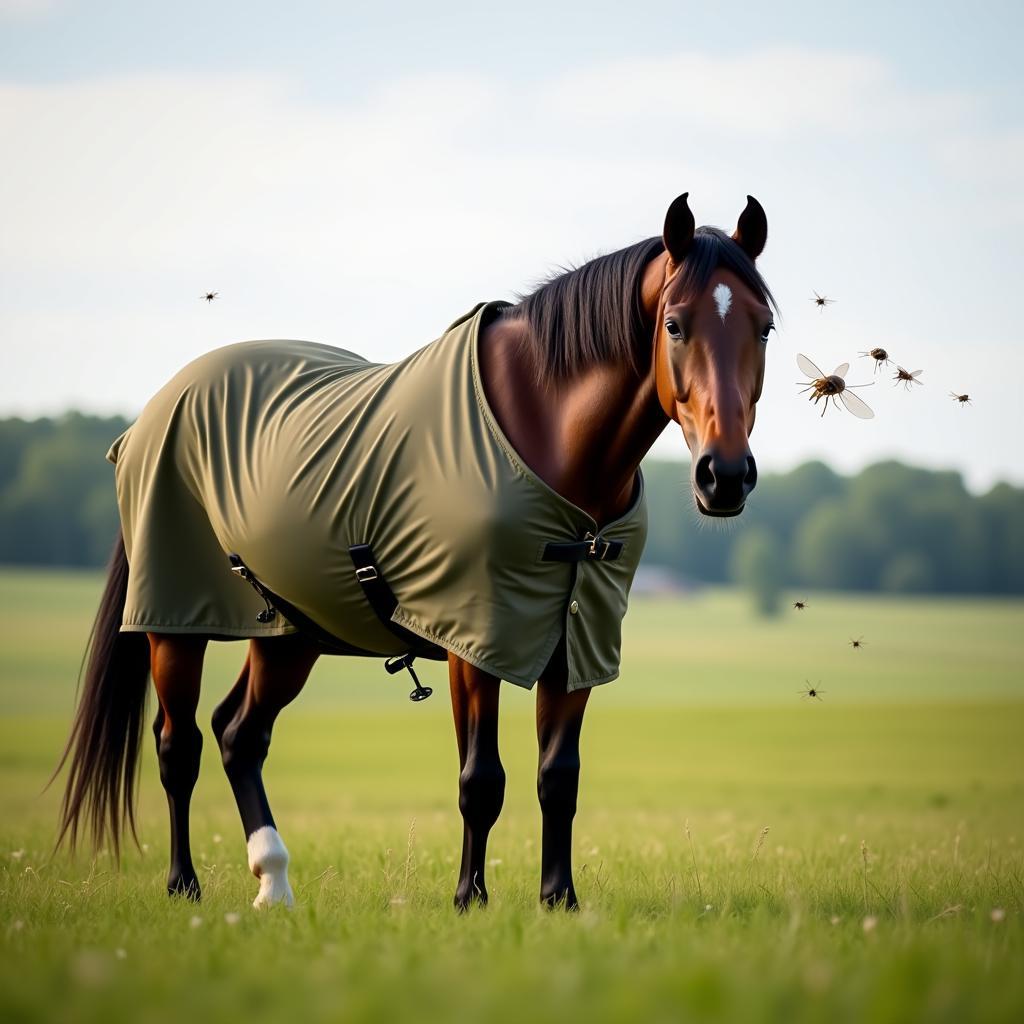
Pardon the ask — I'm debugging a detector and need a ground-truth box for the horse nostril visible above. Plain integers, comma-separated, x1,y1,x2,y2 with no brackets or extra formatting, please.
744,456,758,492
694,454,715,494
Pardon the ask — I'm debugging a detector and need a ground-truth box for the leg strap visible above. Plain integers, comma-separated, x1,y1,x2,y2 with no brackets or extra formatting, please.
349,543,445,701
348,544,445,661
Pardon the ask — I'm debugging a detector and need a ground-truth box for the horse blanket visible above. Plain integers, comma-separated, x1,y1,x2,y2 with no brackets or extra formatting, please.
107,302,648,690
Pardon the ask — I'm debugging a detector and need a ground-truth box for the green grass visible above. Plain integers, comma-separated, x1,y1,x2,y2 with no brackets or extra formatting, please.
1,569,1023,1023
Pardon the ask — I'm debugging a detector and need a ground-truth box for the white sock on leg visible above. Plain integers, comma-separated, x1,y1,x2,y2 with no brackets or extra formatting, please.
247,826,294,909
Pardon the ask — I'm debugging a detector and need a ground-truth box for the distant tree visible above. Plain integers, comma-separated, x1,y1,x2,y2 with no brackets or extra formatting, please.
744,460,844,547
879,552,935,593
793,499,876,591
979,483,1024,593
0,414,126,566
730,528,785,616
638,459,691,575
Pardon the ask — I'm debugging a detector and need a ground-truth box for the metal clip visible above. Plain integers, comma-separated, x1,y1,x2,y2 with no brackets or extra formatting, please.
384,653,433,702
228,554,276,623
355,565,379,583
585,532,611,560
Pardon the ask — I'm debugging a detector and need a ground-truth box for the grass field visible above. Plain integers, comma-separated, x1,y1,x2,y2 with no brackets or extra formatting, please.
1,569,1023,1023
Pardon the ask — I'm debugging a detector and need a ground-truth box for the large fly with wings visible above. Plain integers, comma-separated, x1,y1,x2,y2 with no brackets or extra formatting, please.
795,354,875,419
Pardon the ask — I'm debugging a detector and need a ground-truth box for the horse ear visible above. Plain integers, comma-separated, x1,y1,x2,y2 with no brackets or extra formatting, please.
732,195,768,260
663,193,695,264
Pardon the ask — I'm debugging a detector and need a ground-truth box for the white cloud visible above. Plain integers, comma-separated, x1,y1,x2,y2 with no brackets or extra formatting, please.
546,48,973,138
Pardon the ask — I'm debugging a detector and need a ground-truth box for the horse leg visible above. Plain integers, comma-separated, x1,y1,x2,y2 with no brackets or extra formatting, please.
536,673,590,909
148,633,207,900
210,653,250,755
449,655,504,910
215,633,319,908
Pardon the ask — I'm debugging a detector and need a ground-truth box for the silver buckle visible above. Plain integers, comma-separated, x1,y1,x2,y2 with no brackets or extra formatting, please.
355,565,379,583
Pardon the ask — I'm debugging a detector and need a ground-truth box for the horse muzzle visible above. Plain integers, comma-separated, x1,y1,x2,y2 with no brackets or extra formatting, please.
692,450,757,517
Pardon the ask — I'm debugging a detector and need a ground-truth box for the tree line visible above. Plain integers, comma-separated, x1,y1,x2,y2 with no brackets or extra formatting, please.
1,414,1022,597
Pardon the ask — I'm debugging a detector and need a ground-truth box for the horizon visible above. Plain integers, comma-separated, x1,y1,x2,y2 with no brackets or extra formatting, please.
4,406,1019,497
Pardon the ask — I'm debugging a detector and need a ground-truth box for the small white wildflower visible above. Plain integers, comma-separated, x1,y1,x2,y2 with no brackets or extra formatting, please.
224,912,241,926
862,915,878,933
213,834,222,844
10,850,25,861
991,908,1006,923
189,916,202,929
704,904,713,912
589,847,599,856
390,896,406,906
487,858,502,866
12,920,24,931
141,843,150,853
830,915,841,925
114,948,127,960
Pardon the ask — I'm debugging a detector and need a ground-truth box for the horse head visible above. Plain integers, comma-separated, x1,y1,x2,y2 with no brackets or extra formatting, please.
653,193,775,517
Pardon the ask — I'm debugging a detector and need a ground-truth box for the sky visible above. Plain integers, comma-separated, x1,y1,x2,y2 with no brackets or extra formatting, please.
1,0,1023,490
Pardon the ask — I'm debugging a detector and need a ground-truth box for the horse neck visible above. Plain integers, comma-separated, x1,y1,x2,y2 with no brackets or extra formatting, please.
478,312,667,525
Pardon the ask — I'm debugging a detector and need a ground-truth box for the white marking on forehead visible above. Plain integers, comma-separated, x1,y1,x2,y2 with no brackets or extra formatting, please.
712,283,733,322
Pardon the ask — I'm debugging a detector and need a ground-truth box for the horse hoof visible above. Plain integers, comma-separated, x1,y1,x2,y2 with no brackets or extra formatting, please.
252,879,294,909
540,887,579,911
167,874,201,902
453,888,488,912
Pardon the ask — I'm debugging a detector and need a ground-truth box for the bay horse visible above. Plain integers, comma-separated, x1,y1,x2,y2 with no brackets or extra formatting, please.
53,193,776,910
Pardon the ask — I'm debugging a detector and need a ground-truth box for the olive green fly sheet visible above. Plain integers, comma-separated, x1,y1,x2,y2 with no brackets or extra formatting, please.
108,302,647,690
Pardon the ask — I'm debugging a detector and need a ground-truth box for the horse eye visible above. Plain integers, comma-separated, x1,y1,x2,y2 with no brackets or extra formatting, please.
760,323,775,343
665,319,684,340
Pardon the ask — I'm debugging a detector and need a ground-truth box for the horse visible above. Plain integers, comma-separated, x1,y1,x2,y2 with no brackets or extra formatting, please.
52,193,776,911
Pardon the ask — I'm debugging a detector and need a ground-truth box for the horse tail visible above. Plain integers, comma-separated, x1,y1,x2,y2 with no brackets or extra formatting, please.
50,531,151,858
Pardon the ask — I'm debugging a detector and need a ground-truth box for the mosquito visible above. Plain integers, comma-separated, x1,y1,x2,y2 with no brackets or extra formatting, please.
811,291,835,310
860,348,891,373
798,682,825,701
849,637,865,649
950,392,971,406
793,600,807,611
796,354,875,418
201,291,219,303
893,366,923,390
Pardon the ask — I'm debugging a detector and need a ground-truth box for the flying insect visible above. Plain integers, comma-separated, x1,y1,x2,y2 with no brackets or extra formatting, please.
795,354,875,419
894,366,924,390
860,348,891,373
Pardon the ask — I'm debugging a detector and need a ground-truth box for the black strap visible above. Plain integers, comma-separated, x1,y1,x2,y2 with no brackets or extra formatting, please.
542,534,623,563
228,553,390,658
227,551,438,700
348,544,442,656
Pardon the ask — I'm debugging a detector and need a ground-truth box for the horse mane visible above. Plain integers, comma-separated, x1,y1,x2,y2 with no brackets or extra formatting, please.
504,227,778,386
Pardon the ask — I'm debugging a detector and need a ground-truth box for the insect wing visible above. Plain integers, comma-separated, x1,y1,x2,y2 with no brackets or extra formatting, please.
832,363,849,379
911,370,923,378
840,389,874,419
796,353,824,379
